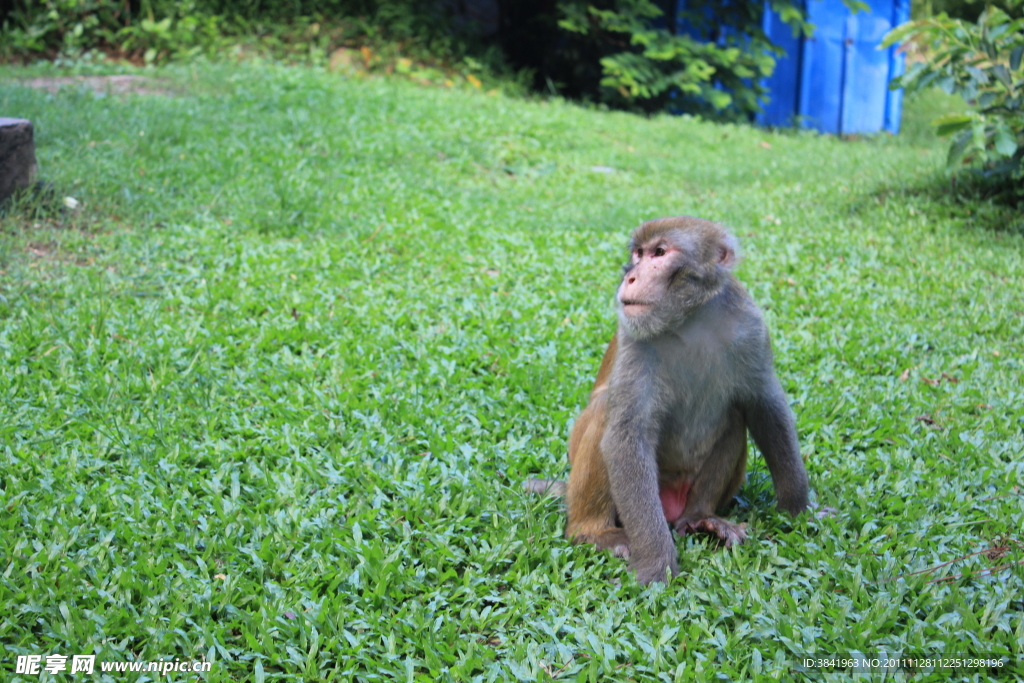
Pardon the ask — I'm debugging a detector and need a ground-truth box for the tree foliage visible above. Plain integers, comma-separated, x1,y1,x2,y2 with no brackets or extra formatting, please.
499,0,808,118
884,2,1024,199
1,0,810,118
0,0,465,64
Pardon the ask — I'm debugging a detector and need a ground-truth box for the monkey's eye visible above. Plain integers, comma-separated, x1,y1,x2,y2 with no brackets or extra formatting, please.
654,246,666,257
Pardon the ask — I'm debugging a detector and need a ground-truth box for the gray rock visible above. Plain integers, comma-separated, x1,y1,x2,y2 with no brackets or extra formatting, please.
0,118,38,204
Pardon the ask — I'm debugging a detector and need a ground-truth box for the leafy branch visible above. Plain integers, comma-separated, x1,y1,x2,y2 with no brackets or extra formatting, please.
883,3,1024,189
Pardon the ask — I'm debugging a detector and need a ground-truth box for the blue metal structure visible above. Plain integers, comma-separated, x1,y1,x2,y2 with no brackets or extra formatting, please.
757,0,911,134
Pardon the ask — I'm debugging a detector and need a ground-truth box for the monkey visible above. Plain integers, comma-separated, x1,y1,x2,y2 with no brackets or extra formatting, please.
527,216,808,584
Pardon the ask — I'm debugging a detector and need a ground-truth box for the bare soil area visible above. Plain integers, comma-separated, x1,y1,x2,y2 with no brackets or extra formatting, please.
20,75,175,96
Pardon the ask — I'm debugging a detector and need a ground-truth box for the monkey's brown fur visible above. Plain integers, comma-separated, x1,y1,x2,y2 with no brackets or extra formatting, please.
564,337,628,555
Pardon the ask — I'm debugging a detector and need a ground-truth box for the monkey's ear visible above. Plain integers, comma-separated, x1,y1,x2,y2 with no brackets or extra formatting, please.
717,233,739,270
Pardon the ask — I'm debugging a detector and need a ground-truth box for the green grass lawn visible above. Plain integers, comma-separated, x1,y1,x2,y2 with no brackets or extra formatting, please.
1,63,1022,682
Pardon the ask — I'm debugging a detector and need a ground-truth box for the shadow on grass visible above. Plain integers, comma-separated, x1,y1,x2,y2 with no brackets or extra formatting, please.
859,170,1024,236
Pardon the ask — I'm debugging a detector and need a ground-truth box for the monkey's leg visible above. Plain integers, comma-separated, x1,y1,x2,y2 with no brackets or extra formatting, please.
673,412,748,548
524,340,618,502
565,392,630,558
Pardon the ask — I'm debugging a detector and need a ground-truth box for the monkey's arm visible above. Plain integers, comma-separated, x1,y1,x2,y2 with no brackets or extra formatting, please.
739,375,809,515
601,390,679,584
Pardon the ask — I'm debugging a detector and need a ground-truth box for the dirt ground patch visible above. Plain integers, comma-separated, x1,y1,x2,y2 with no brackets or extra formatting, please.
20,75,176,96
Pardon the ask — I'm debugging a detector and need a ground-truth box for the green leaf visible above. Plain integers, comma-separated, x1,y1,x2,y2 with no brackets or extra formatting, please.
932,113,975,136
881,22,920,48
1011,46,1023,72
965,66,989,84
992,64,1012,88
977,92,998,109
947,129,973,165
706,88,733,109
993,126,1018,157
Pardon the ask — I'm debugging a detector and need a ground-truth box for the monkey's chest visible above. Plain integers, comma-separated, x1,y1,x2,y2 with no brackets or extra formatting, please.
655,395,737,481
657,398,732,457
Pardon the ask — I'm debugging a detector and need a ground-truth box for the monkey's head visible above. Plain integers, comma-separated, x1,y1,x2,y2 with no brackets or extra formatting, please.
617,216,738,340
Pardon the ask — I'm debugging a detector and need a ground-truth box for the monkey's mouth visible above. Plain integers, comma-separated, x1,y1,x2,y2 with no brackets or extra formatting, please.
620,300,652,314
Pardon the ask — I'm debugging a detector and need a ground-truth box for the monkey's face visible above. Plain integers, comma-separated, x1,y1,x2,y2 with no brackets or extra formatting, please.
617,227,731,340
617,237,687,339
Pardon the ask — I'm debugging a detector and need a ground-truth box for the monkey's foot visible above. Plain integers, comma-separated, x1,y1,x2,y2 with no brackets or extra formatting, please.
523,478,567,497
597,530,632,559
571,528,631,559
674,516,747,548
811,503,837,519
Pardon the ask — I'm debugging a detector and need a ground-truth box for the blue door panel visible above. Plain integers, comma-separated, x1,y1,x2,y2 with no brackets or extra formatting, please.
842,14,892,134
884,0,911,133
801,2,845,135
759,10,803,127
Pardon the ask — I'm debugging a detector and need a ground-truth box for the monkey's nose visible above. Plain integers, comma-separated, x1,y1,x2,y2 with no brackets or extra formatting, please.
627,277,636,284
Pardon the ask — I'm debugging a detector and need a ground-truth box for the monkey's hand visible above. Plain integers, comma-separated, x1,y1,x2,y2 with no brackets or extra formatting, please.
674,516,747,548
